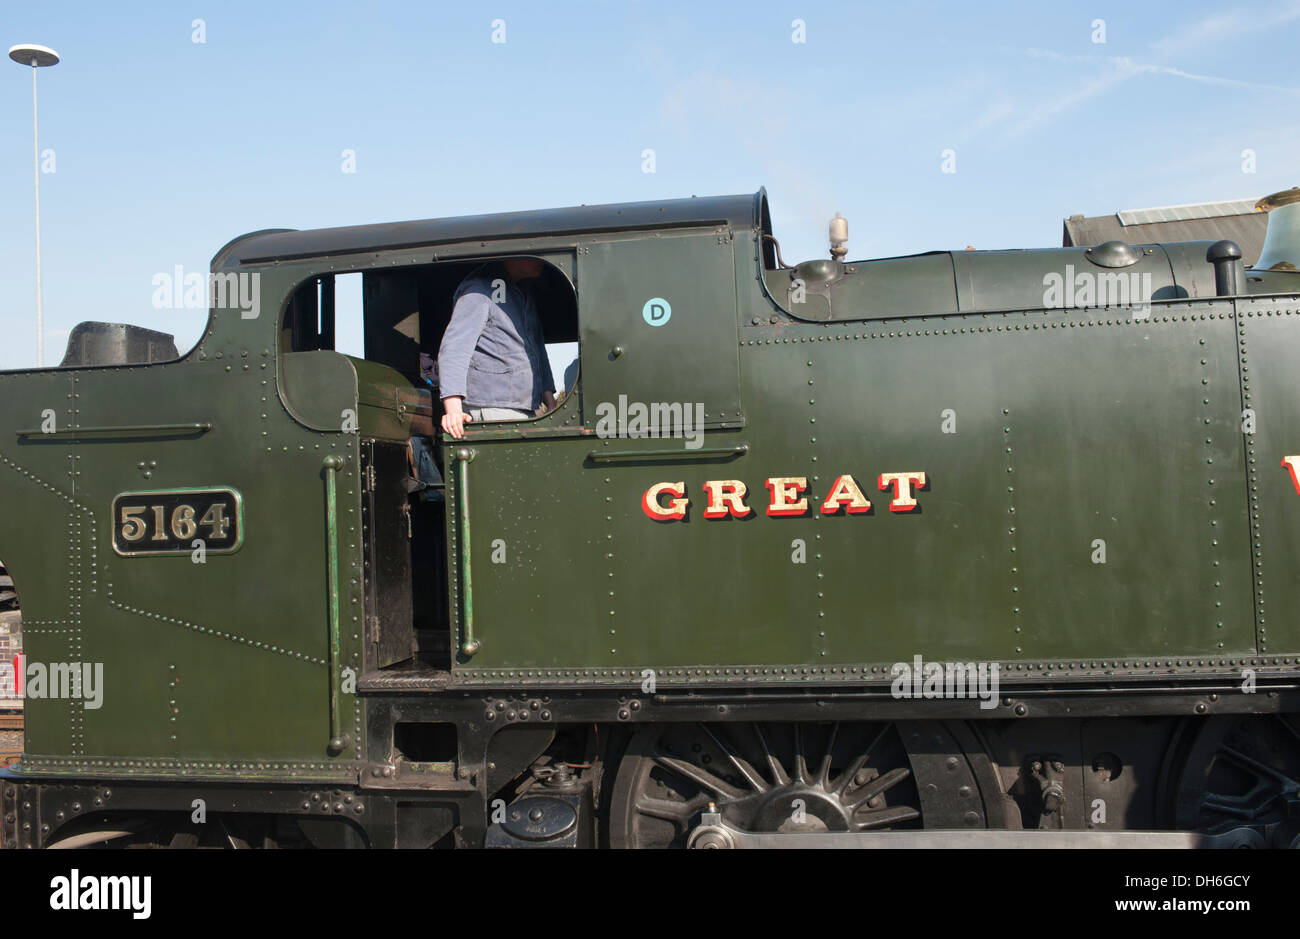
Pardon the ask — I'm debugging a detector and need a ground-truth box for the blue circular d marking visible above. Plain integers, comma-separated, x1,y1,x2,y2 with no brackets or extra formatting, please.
642,297,672,327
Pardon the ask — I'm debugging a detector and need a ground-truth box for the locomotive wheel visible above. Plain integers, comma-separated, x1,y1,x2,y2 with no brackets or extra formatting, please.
1162,714,1300,846
607,720,1007,848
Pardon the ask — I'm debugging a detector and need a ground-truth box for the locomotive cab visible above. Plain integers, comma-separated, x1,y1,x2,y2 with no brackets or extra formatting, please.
278,257,580,673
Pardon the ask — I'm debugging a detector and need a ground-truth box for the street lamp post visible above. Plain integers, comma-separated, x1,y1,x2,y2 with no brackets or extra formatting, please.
8,43,60,368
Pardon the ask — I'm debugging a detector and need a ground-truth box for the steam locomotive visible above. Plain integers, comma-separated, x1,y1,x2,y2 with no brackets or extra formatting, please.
3,186,1300,848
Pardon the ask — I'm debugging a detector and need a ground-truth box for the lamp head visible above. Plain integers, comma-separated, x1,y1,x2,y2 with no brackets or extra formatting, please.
8,44,60,67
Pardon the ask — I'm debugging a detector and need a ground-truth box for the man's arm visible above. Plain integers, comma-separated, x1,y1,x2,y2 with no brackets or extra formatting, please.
438,291,492,439
441,395,470,439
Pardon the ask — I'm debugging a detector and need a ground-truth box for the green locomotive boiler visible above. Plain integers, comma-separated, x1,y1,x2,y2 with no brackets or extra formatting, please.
3,187,1300,848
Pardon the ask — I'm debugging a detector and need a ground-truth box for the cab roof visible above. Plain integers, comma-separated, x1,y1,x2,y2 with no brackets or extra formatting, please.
213,190,769,269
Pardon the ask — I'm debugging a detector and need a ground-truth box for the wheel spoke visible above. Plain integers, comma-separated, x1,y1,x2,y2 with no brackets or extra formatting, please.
752,723,789,787
218,819,250,849
833,724,890,795
635,792,709,824
1219,745,1296,788
652,755,746,800
792,723,808,783
700,724,769,793
1202,789,1274,819
816,723,839,787
846,766,911,809
1272,713,1300,751
854,804,921,830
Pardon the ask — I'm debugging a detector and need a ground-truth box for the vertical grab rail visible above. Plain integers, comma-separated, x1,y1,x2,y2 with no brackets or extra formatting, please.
322,455,349,754
452,447,481,657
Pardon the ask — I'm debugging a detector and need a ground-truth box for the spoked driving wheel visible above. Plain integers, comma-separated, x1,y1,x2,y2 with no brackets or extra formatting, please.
608,720,1005,848
1163,714,1300,848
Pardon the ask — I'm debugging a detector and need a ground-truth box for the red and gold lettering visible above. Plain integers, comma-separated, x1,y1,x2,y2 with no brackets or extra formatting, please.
642,481,689,520
765,477,809,517
877,471,927,512
820,474,872,515
702,479,753,519
1283,456,1300,495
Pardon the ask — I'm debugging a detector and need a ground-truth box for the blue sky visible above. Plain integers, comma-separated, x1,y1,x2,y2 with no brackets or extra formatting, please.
1,0,1297,369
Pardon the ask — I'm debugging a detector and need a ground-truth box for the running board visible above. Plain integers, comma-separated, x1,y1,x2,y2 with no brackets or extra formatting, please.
686,813,1266,849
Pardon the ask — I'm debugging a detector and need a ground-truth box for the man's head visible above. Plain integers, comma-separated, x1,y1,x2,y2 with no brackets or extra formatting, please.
503,258,545,283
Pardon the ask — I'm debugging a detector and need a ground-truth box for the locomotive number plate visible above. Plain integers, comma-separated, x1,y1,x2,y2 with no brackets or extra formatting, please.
111,488,243,556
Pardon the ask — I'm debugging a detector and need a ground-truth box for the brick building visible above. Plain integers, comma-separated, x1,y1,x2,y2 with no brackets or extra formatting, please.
0,613,21,710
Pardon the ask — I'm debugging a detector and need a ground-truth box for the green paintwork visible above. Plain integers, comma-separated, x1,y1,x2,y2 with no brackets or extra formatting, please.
580,231,744,427
0,189,1297,782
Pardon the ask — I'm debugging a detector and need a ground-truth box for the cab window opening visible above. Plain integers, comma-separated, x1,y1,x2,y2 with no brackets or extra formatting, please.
281,256,579,410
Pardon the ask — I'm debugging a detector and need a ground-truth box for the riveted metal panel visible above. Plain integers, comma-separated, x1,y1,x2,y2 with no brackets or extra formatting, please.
952,246,1177,312
280,350,358,431
0,260,368,778
46,361,348,764
453,303,1270,683
578,230,743,427
1004,303,1253,659
0,370,78,760
1234,298,1300,655
762,327,1013,664
444,436,609,671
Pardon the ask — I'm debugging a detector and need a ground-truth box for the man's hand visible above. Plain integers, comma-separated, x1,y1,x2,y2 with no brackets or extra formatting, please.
543,391,557,413
441,396,473,439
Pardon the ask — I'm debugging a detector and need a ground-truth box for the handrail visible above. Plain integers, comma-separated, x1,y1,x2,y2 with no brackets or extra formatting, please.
17,422,211,440
322,455,349,755
586,444,748,464
452,447,480,657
